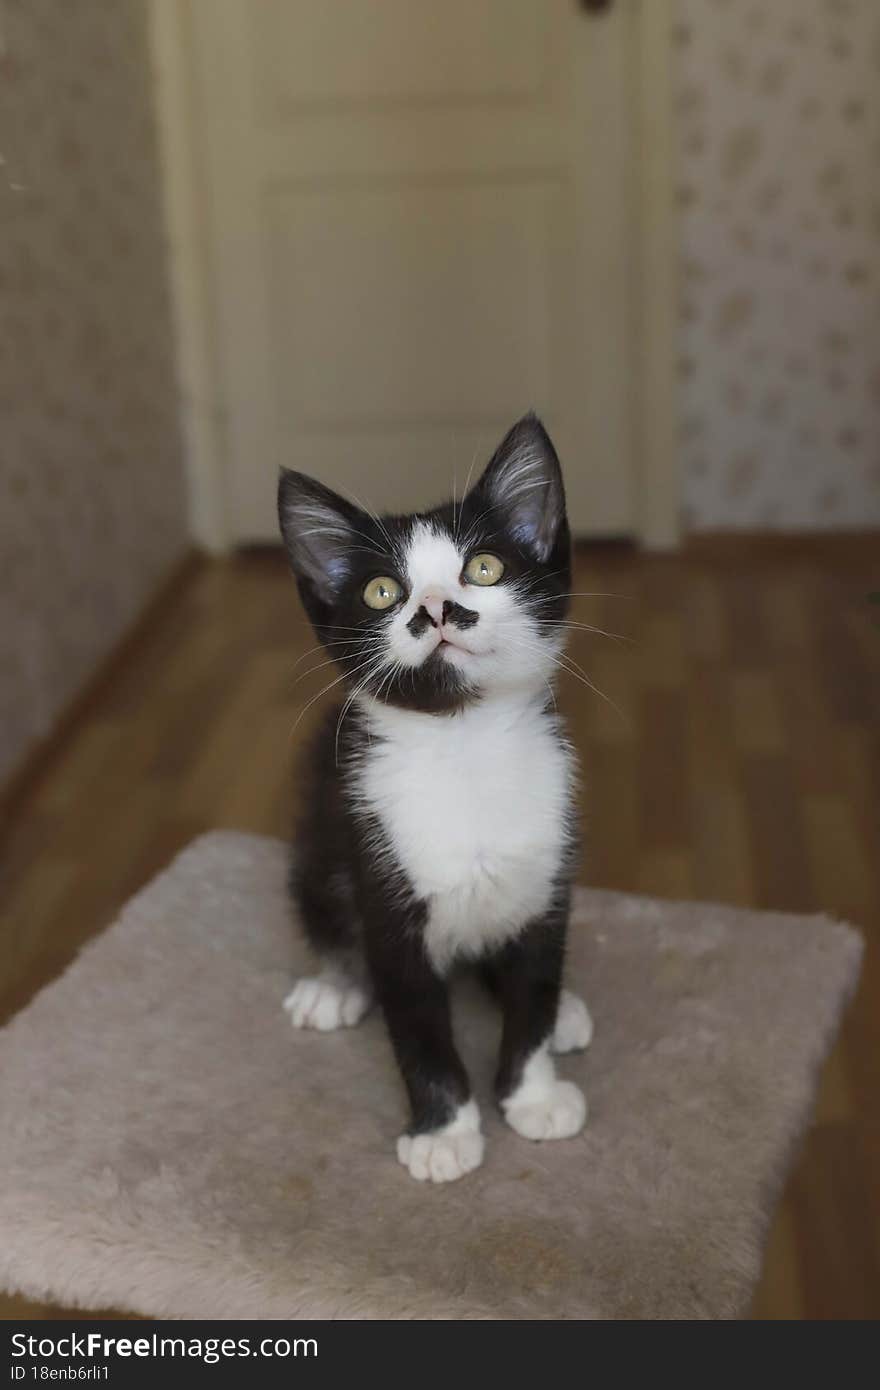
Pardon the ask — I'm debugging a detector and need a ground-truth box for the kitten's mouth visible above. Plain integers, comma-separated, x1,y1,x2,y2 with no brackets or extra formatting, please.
436,634,480,658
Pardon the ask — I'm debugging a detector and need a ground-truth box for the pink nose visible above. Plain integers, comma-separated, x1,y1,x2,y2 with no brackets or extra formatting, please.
421,593,448,625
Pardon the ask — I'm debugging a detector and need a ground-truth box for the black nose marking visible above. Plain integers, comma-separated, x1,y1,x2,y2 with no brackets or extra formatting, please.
444,601,479,630
406,600,479,637
406,607,434,637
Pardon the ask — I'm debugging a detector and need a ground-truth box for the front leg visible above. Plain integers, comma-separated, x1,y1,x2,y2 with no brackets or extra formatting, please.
490,903,588,1142
367,923,484,1183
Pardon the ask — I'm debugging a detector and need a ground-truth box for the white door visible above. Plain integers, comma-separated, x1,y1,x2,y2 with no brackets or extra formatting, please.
188,0,640,540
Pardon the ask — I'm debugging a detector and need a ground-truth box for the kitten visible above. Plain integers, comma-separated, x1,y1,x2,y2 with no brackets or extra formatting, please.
278,413,591,1183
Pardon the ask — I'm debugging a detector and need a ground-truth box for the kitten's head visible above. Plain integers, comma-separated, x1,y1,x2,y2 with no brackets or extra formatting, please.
278,413,570,714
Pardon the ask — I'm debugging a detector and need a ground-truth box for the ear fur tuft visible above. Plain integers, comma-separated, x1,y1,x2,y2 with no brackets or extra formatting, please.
475,413,567,561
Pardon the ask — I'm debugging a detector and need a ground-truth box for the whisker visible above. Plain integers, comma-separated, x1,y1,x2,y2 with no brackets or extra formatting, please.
298,525,388,561
334,653,391,764
542,675,558,715
456,439,483,542
523,589,631,604
458,501,499,555
503,632,627,724
512,568,569,593
337,484,399,560
314,622,396,635
376,659,404,704
287,655,379,743
289,637,369,674
291,645,379,688
532,620,632,644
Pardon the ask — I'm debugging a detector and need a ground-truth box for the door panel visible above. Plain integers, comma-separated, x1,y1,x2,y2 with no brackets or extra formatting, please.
190,0,637,539
268,178,560,422
251,0,550,109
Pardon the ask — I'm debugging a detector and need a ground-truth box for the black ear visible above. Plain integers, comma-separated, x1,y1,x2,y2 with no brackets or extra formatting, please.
475,413,567,562
277,470,363,605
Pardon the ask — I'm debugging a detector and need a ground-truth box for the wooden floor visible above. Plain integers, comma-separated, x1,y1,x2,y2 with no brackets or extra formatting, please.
1,543,878,1320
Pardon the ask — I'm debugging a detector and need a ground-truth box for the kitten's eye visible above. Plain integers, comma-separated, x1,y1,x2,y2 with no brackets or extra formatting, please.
464,553,504,586
362,575,402,610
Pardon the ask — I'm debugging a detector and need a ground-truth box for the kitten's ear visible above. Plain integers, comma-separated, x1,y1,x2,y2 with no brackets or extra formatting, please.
277,469,362,605
476,413,567,562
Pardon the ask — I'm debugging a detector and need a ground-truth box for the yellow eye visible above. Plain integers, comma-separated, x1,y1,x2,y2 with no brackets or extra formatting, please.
362,575,402,610
464,553,504,586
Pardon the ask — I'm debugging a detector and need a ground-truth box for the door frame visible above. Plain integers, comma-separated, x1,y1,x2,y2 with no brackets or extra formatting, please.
149,0,678,551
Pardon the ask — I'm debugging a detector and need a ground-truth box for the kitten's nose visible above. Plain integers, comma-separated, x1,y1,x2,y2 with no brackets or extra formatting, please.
420,593,452,627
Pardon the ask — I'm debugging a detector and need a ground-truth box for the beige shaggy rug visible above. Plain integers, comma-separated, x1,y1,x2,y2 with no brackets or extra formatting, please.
0,832,862,1320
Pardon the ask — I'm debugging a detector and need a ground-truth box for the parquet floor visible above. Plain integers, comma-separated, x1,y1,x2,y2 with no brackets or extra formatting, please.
1,541,878,1319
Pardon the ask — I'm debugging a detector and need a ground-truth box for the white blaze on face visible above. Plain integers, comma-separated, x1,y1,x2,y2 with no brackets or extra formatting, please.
404,521,462,602
379,520,561,694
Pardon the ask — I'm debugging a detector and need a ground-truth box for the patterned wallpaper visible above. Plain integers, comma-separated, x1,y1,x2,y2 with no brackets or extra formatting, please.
674,0,880,530
0,0,187,786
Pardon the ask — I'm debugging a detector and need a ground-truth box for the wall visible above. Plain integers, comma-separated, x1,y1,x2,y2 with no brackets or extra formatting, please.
0,0,187,786
674,0,880,530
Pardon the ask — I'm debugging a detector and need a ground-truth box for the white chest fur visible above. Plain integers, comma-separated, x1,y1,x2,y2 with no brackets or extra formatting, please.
352,696,574,972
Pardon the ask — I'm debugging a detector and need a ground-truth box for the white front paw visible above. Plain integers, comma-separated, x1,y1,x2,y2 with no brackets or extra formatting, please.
504,1080,587,1141
396,1099,484,1183
283,977,370,1031
397,1130,485,1183
552,989,593,1054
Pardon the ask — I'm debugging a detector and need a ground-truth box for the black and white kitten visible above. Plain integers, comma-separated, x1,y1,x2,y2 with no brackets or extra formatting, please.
278,414,591,1183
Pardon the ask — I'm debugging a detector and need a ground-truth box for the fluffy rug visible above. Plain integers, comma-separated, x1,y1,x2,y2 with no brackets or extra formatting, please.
0,832,862,1320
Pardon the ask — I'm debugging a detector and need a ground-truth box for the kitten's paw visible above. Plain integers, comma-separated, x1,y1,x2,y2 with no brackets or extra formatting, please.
283,977,370,1031
396,1100,484,1183
503,1080,587,1142
397,1131,484,1183
552,989,593,1054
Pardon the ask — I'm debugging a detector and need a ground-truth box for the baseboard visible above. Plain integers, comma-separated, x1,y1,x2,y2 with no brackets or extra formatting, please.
0,549,205,842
